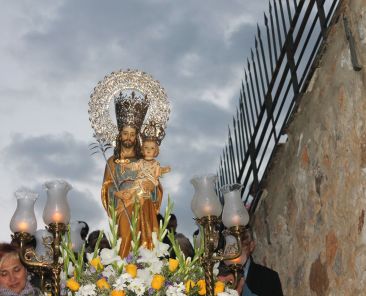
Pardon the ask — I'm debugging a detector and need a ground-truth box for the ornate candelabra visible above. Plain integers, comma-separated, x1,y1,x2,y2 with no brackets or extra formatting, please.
191,176,249,296
10,180,72,296
222,236,244,290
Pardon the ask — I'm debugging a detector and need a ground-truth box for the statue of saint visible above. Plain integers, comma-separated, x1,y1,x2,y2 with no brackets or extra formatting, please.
89,69,171,258
101,92,164,257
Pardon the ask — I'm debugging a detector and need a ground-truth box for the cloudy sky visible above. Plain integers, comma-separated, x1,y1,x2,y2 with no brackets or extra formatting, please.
0,0,268,242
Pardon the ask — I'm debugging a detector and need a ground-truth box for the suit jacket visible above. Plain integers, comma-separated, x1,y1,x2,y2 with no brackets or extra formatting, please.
244,257,283,296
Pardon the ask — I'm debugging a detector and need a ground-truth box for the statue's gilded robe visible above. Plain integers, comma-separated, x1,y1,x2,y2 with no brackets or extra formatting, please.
101,157,162,258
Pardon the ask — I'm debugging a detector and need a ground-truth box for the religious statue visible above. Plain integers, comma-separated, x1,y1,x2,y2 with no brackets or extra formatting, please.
101,91,150,213
121,123,171,203
88,69,171,258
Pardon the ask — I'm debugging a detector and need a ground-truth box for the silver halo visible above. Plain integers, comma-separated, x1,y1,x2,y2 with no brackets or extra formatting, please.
88,69,170,146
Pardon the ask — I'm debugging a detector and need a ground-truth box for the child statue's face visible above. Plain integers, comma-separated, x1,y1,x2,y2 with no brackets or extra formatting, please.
142,141,159,160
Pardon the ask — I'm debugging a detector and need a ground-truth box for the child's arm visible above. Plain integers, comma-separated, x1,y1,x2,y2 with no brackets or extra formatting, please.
159,166,171,176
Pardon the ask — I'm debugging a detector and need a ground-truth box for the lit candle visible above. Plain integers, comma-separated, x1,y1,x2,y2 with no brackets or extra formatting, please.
231,215,241,226
17,221,29,232
52,212,63,223
203,204,212,215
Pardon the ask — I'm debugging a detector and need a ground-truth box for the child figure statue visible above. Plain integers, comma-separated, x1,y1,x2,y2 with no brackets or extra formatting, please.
122,137,171,204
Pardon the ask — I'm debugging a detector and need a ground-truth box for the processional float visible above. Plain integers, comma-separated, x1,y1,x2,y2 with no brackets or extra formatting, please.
9,69,250,296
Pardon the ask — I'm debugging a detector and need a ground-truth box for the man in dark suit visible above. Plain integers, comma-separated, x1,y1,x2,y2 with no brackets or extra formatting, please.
234,227,283,296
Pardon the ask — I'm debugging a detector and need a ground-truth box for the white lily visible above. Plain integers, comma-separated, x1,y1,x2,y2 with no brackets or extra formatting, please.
85,252,94,262
151,232,170,257
75,284,96,296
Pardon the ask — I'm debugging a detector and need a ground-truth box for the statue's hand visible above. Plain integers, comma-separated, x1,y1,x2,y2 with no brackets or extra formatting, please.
141,180,155,193
114,190,133,202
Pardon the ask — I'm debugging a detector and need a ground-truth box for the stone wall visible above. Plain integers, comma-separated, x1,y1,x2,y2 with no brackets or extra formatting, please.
251,1,366,295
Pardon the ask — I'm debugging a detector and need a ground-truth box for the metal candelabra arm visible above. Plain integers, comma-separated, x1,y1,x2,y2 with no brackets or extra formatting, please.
229,263,244,289
196,217,246,296
212,226,244,261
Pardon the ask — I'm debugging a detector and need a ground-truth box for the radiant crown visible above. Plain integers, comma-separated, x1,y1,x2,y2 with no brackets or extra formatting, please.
114,91,150,132
140,122,166,145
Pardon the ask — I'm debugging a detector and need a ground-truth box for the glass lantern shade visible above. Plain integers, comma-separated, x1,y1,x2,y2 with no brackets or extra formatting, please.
43,180,71,225
220,184,249,228
34,229,53,263
69,221,85,252
10,189,38,235
190,174,222,219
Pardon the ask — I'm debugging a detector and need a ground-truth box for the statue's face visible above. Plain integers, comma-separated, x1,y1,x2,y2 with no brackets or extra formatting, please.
142,140,159,160
120,126,137,148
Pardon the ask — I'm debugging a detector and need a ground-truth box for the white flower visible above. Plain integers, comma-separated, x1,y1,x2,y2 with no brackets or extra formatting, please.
151,232,170,257
85,252,94,262
137,247,163,274
137,268,152,285
102,265,116,279
75,284,96,296
149,259,163,274
128,277,147,296
138,246,155,263
137,247,154,262
136,232,168,275
100,247,123,266
113,273,133,290
60,271,67,281
114,238,122,252
138,232,169,260
66,263,75,277
166,282,187,296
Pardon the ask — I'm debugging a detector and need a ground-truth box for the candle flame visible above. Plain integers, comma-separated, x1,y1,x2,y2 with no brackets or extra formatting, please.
203,205,212,215
18,221,29,232
52,212,63,223
232,215,241,224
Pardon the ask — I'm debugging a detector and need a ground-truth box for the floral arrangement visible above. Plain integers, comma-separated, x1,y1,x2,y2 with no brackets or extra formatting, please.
60,199,238,296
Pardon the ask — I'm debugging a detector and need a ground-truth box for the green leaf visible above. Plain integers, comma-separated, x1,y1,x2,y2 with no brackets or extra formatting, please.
92,230,104,259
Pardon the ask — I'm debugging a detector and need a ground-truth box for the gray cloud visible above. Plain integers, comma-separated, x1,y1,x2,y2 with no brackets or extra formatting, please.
1,133,101,183
2,0,263,105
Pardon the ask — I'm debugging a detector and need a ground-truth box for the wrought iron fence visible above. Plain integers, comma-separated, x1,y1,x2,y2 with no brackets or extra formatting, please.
217,0,341,214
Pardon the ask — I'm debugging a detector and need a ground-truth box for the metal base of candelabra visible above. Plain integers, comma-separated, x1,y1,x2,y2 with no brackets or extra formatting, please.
195,216,246,296
11,231,33,244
